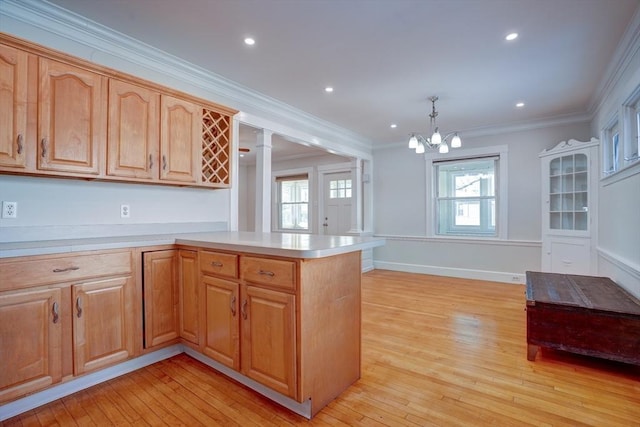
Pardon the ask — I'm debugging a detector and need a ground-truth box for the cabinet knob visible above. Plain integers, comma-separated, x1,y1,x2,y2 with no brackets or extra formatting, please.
211,261,223,267
52,301,59,324
230,295,236,317
16,134,23,154
241,299,248,320
76,296,83,318
149,154,153,169
258,270,275,277
41,138,48,158
162,155,167,171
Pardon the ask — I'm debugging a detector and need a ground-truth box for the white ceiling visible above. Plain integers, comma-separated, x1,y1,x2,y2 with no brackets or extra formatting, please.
45,0,640,150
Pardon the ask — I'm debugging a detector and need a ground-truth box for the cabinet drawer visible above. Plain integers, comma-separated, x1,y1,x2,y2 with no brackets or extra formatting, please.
0,251,132,291
240,256,296,291
200,251,238,279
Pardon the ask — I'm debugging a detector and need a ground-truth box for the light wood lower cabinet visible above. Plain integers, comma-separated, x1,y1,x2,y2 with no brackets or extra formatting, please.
201,275,239,369
143,250,179,348
241,284,296,398
0,288,62,404
72,276,134,375
0,249,136,404
178,250,199,345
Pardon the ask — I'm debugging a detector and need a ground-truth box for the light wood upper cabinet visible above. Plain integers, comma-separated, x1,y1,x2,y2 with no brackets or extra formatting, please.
160,95,200,183
0,287,62,404
0,44,29,169
143,250,179,349
38,58,106,175
107,79,159,180
72,276,134,375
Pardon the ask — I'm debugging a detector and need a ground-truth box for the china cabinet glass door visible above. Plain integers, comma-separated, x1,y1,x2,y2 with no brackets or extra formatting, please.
549,153,588,231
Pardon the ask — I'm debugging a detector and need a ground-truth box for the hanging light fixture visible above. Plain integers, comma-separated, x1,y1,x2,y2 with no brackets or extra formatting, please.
408,96,462,154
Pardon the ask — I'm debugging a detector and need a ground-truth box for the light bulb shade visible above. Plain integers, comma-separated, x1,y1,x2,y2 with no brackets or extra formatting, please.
416,142,425,154
408,135,418,149
439,142,449,154
451,134,461,148
431,130,442,145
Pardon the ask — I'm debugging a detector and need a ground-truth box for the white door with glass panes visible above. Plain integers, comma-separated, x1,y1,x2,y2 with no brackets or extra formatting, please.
539,138,598,274
322,172,352,235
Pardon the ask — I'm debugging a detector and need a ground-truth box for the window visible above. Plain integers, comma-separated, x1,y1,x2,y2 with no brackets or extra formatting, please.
426,145,508,239
329,179,352,199
435,157,497,236
277,175,309,230
603,118,620,175
625,97,640,165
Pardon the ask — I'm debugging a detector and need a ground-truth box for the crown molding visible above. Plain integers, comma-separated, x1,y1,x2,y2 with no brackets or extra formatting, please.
588,5,640,115
373,111,592,151
0,0,373,154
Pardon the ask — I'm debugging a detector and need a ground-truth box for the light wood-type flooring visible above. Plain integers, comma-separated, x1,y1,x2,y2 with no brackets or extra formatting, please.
3,270,640,426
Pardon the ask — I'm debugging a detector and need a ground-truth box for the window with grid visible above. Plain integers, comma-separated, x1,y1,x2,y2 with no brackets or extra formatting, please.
329,179,352,199
276,175,309,231
435,157,497,236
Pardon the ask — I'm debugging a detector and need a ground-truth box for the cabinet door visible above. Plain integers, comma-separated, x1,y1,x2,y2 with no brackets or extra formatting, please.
241,285,296,399
107,79,159,180
0,44,28,169
160,95,200,183
0,288,62,403
73,276,133,375
143,250,179,348
38,58,106,175
201,275,239,370
179,250,199,344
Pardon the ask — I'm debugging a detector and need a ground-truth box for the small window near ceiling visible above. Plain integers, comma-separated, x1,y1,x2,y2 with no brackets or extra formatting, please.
435,157,497,236
277,175,309,231
603,119,620,175
628,98,640,164
329,179,352,199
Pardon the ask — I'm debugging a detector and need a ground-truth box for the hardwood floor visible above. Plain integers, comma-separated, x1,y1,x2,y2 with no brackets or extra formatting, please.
3,270,640,426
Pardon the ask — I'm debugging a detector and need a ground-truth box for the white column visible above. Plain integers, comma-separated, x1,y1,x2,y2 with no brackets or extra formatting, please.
228,117,240,231
348,158,363,234
254,130,273,233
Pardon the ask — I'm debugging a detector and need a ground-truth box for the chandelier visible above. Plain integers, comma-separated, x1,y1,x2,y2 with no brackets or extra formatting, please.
408,96,461,154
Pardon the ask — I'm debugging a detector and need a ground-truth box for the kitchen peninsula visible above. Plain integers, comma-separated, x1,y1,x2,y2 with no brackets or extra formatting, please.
0,232,384,420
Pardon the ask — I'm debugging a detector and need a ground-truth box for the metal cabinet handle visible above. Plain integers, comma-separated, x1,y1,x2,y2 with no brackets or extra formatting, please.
76,296,83,318
41,138,48,158
258,270,275,277
210,261,223,267
53,266,80,273
16,134,23,154
149,154,153,169
52,301,59,324
162,155,167,171
230,295,236,317
241,299,248,319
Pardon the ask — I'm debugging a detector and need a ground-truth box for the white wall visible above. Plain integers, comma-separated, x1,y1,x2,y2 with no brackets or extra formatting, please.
590,11,640,297
373,121,592,283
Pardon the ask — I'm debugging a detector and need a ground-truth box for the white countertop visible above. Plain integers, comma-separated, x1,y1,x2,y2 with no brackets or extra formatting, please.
0,232,385,259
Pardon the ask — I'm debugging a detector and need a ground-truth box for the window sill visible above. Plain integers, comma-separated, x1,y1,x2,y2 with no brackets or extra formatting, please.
601,160,640,186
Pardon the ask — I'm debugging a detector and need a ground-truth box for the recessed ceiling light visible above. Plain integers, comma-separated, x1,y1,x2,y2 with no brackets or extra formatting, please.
390,124,397,129
244,37,255,46
505,32,518,41
325,86,334,93
516,102,525,108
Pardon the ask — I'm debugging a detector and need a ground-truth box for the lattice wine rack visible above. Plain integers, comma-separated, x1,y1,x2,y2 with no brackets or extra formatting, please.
202,108,231,187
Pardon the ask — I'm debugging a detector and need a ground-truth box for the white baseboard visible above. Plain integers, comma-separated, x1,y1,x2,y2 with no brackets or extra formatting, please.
183,348,312,419
373,261,526,284
0,345,183,421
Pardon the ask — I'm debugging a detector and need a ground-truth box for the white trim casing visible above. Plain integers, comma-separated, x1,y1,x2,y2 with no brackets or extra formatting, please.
425,145,509,239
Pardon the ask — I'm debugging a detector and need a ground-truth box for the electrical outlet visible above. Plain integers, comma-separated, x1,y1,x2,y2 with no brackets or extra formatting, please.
511,275,521,283
120,204,130,218
2,201,17,219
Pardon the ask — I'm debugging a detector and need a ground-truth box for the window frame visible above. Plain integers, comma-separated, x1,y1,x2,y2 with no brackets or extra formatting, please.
425,145,508,240
602,114,620,176
272,167,313,233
